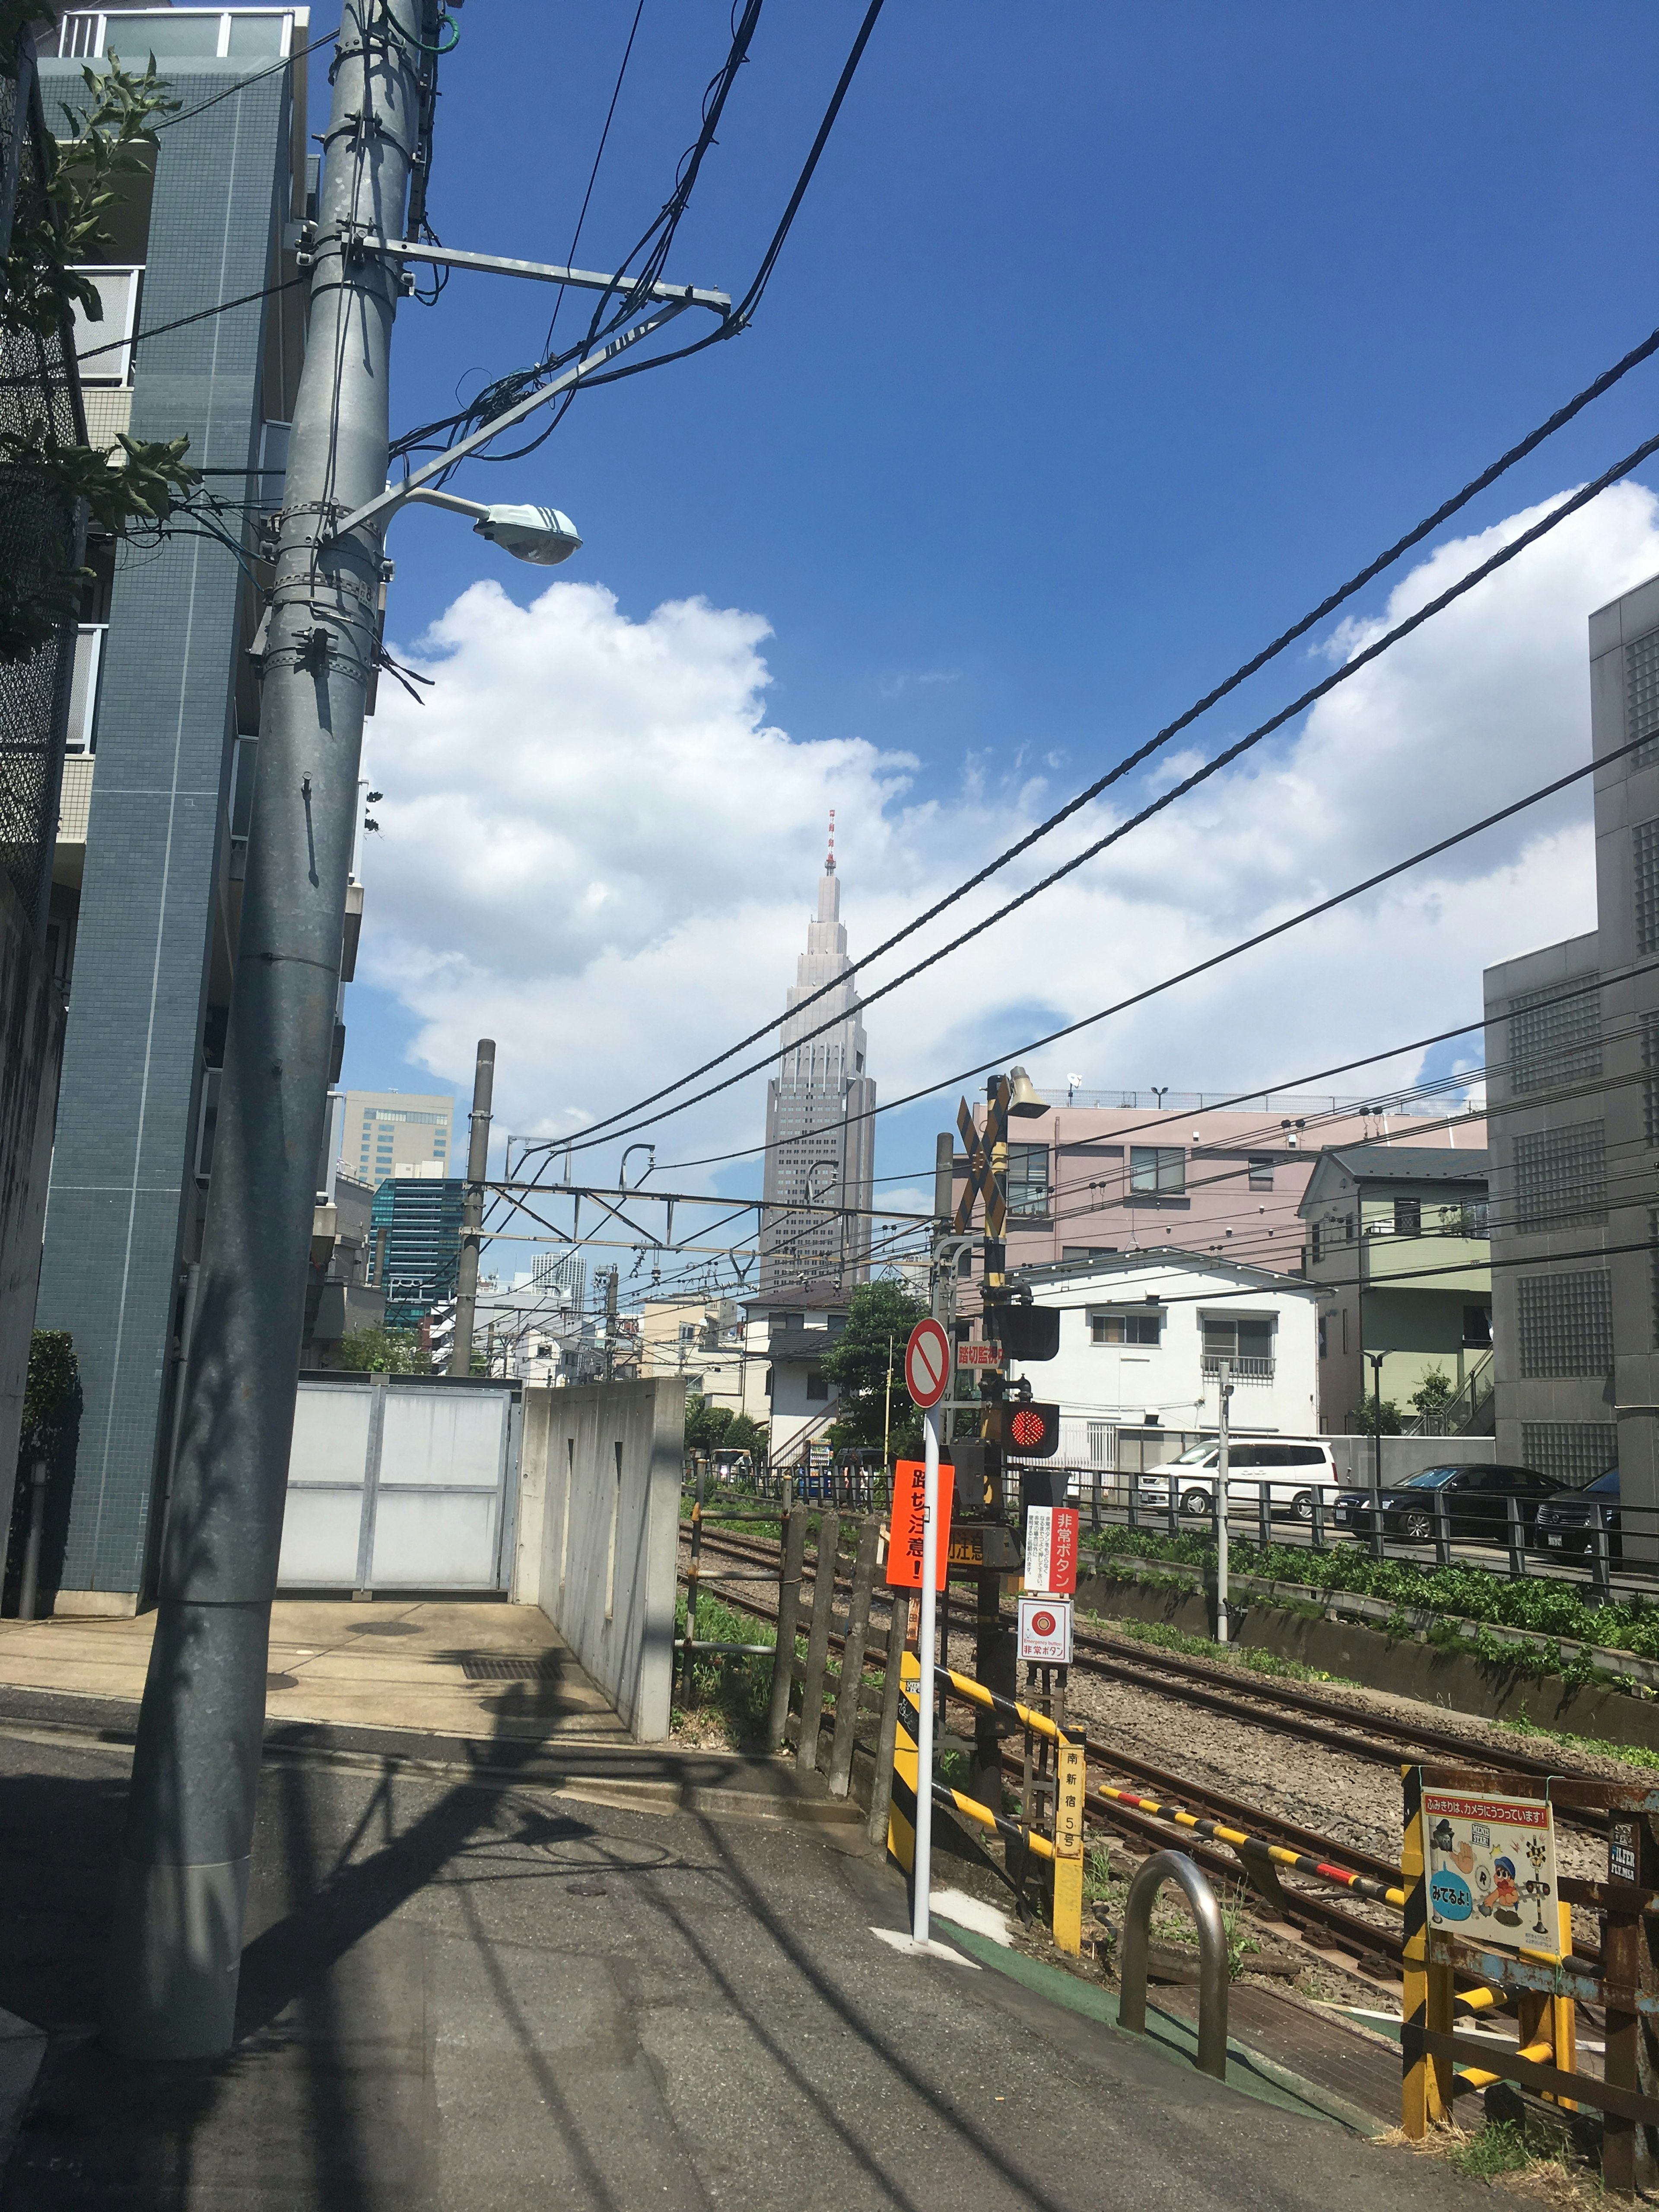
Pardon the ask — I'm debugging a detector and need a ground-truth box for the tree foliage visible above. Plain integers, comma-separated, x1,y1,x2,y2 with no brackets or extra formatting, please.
821,1280,927,1452
684,1395,766,1459
20,1329,76,1451
1349,1396,1403,1435
1410,1368,1455,1416
0,38,200,662
335,1324,424,1375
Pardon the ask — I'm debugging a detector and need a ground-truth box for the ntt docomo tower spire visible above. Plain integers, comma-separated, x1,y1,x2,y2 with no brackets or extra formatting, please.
759,816,876,1292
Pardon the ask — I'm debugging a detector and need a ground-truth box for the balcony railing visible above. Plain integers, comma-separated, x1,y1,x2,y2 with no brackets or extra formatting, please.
66,623,105,753
55,10,301,63
1201,1354,1274,1382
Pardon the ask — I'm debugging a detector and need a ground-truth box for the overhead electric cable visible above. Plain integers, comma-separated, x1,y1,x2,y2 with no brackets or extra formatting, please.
559,427,1659,1157
541,0,647,354
560,338,1659,1147
572,720,1659,1174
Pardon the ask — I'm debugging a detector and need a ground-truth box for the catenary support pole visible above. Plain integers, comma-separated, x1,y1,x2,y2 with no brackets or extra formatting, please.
448,1038,496,1376
104,0,434,2060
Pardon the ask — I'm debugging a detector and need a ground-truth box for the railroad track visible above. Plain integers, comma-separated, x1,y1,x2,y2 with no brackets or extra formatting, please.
682,1522,1417,1975
686,1520,1611,1805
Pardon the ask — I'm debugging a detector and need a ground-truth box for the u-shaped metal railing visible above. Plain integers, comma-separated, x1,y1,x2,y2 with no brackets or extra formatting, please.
1117,1850,1231,2080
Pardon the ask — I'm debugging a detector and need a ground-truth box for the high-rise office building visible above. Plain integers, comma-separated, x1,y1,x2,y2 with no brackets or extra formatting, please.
759,831,875,1293
369,1173,465,1331
337,1089,454,1184
31,9,324,1614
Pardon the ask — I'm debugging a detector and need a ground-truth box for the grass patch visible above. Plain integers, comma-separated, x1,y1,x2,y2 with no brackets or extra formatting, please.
1497,1709,1659,1771
1443,2121,1538,2178
671,1589,782,1745
1082,1608,1358,1689
1084,1522,1659,1683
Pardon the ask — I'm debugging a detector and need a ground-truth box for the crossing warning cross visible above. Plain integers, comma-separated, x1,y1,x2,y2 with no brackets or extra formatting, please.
953,1079,1010,1236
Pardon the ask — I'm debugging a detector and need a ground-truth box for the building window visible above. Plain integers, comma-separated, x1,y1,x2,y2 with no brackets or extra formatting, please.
1129,1146,1185,1195
1248,1158,1273,1191
1629,626,1659,769
1507,977,1602,1097
1090,1312,1161,1346
1645,1016,1659,1147
1317,1313,1328,1359
1516,1269,1612,1377
677,1323,697,1345
1637,817,1659,955
1463,1304,1492,1348
1341,1307,1349,1354
1514,1120,1607,1232
806,1370,829,1402
1200,1313,1274,1378
1652,1211,1659,1349
1004,1142,1050,1218
764,1367,773,1400
1310,1220,1323,1264
1393,1196,1421,1236
1520,1421,1617,1490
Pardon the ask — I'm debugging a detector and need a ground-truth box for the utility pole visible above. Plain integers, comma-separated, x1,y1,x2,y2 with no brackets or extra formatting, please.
448,1038,496,1376
1214,1357,1233,1644
104,0,437,2060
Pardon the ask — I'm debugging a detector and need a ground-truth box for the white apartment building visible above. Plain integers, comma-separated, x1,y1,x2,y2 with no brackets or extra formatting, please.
1006,1251,1322,1468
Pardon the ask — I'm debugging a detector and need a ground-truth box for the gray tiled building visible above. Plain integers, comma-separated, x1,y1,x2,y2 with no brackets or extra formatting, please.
1482,572,1659,1507
33,7,313,1613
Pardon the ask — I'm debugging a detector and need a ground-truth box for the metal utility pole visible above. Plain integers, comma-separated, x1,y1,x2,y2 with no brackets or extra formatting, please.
105,0,436,2060
1214,1358,1233,1644
448,1038,496,1376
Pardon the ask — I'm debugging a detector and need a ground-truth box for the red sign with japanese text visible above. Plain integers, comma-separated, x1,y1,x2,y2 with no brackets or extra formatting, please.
884,1458,955,1590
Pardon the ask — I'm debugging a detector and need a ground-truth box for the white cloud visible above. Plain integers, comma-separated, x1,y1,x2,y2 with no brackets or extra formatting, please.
360,483,1659,1176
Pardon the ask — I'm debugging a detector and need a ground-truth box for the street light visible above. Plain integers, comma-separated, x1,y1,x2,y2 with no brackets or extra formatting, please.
401,485,582,566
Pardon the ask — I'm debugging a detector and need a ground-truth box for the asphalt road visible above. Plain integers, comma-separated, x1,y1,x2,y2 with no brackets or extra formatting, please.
0,1716,1481,2212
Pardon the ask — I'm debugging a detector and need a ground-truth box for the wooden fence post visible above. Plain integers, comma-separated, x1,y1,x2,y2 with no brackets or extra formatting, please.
1400,1765,1453,2137
795,1511,841,1768
865,1595,908,1849
765,1506,809,1754
826,1515,880,1797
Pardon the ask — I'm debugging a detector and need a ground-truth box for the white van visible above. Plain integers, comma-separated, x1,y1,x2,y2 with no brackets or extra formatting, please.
1136,1439,1340,1524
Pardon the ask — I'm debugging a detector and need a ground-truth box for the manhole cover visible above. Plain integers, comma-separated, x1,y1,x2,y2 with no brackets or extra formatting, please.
461,1655,564,1681
266,1673,298,1691
353,1621,420,1636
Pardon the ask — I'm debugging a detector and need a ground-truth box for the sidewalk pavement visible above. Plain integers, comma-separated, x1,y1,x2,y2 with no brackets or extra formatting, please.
0,1682,1480,2211
0,1599,628,1742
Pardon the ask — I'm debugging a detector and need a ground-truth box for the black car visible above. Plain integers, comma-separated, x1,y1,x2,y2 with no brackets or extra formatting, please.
1332,1462,1557,1544
1532,1467,1620,1558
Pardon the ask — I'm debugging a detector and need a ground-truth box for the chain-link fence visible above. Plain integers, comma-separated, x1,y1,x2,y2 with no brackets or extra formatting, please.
0,35,85,934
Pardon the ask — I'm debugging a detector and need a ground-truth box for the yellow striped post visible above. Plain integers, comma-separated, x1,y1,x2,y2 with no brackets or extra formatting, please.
1401,1766,1453,2136
1052,1739,1085,1955
887,1649,921,1873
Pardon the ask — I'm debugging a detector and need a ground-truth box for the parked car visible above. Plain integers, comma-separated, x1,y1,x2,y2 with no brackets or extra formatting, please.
1136,1439,1341,1523
1532,1467,1620,1559
1332,1463,1556,1544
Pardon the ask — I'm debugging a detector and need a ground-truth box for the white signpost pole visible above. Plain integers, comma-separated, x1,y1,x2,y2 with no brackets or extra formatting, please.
912,1398,941,1947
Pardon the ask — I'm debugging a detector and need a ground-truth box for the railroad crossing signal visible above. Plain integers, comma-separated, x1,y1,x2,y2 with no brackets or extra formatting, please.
953,1081,1009,1236
987,1400,1061,1458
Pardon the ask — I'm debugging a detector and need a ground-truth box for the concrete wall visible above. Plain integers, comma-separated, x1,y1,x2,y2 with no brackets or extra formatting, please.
1322,1434,1496,1483
514,1379,683,1742
0,874,65,1534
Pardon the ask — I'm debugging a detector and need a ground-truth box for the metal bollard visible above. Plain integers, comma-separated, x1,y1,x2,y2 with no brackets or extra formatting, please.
17,1458,48,1622
1433,1487,1452,1571
1309,1489,1325,1552
1118,1850,1230,2081
1257,1480,1271,1552
1589,1503,1611,1598
1506,1494,1525,1581
1166,1476,1179,1541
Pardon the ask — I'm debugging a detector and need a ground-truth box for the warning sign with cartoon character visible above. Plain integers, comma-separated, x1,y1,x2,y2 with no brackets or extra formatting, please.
1423,1791,1558,1956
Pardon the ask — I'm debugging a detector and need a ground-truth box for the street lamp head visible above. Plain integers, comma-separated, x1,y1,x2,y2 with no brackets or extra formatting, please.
472,503,583,566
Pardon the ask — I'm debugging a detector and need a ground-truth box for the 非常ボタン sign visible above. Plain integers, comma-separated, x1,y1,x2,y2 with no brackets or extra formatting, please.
885,1458,955,1590
1023,1503,1080,1595
903,1318,951,1410
1423,1789,1558,1955
1017,1595,1073,1664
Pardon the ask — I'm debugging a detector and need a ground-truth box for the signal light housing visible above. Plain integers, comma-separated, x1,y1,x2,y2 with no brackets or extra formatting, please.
997,1305,1060,1362
988,1400,1061,1459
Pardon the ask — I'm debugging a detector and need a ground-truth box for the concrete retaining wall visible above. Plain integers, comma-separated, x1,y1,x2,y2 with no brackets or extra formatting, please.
1077,1566,1659,1756
0,875,64,1543
514,1379,683,1742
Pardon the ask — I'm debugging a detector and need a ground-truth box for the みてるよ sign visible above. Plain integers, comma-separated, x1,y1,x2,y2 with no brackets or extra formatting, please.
1423,1790,1558,1956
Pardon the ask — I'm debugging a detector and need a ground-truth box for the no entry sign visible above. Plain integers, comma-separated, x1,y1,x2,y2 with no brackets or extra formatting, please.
904,1318,951,1409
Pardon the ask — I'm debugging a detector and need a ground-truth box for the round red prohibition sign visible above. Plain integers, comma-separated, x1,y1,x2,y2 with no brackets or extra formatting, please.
1031,1610,1058,1638
904,1318,951,1410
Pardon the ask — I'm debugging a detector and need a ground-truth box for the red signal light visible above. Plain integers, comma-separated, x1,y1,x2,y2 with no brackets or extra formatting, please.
997,1402,1060,1458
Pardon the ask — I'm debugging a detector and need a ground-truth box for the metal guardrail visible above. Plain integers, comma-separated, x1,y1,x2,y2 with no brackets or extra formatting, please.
1119,1852,1231,2080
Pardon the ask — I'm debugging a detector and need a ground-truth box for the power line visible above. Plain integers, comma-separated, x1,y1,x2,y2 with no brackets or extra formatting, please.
569,721,1659,1179
559,346,1659,1149
540,0,647,356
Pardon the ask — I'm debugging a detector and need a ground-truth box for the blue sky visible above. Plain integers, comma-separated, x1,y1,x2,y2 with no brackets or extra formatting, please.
336,0,1659,1207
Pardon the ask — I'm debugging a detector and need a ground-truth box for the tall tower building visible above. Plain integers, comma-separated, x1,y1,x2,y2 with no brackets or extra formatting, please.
760,823,876,1293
